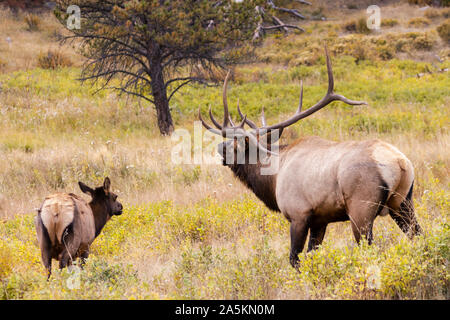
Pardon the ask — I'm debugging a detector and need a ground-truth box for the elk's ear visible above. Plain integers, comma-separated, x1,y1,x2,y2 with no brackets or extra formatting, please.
79,182,94,196
103,177,111,193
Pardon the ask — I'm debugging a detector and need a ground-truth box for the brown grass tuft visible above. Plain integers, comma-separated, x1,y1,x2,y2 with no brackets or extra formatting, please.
342,17,371,34
24,13,41,31
37,50,72,69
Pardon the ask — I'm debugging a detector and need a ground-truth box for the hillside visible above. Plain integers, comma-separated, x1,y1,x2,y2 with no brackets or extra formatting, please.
0,1,448,299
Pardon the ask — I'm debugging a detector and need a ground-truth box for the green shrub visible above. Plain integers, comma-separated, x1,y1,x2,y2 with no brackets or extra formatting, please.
377,46,395,60
437,19,450,43
175,165,201,186
413,31,438,49
381,19,399,28
408,17,431,28
0,243,13,281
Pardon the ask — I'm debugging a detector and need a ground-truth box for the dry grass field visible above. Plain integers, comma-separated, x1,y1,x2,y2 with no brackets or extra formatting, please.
0,1,448,299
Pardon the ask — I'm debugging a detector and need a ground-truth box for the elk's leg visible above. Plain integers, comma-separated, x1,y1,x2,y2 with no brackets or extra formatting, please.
346,198,378,245
350,219,374,244
59,249,73,269
35,215,52,278
343,174,389,245
388,181,422,239
58,227,79,270
42,250,52,279
307,224,327,252
80,250,89,269
289,216,309,269
388,208,422,239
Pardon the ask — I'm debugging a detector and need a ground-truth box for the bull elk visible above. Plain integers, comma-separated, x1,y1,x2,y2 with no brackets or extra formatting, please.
199,48,422,269
35,177,123,277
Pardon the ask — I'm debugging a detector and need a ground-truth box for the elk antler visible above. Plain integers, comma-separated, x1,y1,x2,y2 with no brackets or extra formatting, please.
199,47,366,156
249,47,367,133
198,70,275,155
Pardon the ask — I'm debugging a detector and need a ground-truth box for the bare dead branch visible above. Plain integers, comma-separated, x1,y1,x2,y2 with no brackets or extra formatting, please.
267,0,306,19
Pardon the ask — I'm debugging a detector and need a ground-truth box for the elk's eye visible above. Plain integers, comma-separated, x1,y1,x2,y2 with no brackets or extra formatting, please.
112,195,118,201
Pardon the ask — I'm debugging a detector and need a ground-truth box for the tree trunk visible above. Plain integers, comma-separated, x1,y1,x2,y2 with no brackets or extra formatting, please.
150,61,174,135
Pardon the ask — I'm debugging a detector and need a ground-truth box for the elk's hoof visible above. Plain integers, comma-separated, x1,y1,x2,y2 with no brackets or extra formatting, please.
290,256,301,272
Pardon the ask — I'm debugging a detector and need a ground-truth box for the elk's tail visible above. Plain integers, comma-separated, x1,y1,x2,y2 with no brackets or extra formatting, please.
35,208,51,249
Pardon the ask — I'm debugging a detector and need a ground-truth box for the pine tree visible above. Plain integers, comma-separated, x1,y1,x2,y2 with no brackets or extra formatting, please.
55,0,309,135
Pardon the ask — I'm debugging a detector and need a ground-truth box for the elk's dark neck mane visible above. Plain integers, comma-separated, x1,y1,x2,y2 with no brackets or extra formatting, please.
89,201,110,237
229,162,279,212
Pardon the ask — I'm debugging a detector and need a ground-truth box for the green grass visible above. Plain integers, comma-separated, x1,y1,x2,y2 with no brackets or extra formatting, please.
1,56,447,142
0,194,448,299
0,57,448,211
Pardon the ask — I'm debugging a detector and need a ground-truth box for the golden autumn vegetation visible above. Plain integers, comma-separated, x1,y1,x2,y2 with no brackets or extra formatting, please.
0,2,448,299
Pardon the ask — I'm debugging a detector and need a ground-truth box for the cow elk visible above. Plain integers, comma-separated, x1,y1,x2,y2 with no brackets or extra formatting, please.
199,48,422,270
35,177,123,277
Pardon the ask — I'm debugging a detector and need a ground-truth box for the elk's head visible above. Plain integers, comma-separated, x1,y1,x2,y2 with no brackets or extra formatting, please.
78,177,123,216
199,47,366,168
